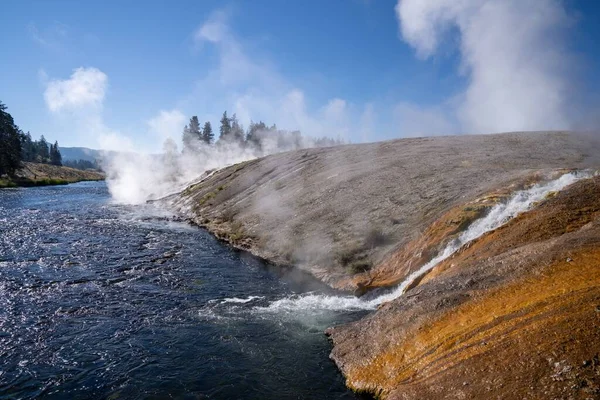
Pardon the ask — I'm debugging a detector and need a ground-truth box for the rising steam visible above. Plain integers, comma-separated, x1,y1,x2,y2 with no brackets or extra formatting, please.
102,132,342,204
396,0,576,134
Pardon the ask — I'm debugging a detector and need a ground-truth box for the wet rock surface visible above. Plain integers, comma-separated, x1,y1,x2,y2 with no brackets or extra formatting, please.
170,131,599,290
327,176,600,399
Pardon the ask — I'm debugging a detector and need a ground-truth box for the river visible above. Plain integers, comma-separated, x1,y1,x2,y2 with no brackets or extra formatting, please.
0,182,365,399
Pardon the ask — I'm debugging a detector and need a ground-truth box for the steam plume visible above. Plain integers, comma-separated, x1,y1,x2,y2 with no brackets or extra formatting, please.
396,0,574,133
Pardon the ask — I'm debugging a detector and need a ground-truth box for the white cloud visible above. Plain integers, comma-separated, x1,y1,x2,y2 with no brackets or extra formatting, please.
147,109,187,142
44,67,107,112
194,10,229,44
395,0,574,134
42,67,140,152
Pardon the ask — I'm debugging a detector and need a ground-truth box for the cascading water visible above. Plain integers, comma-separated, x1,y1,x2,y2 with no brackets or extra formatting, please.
256,171,590,314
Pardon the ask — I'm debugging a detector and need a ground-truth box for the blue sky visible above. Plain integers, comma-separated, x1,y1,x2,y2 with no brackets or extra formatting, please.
1,0,599,152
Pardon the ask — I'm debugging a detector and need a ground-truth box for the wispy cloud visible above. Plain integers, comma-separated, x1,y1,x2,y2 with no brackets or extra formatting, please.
194,10,229,44
42,67,137,152
28,21,68,50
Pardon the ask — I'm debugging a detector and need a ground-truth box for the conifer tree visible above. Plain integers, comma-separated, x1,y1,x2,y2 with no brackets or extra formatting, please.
20,132,35,161
0,101,22,175
246,121,267,149
50,141,62,166
219,111,231,142
230,113,245,144
182,116,202,153
182,124,191,152
38,135,50,162
202,121,214,144
188,116,201,141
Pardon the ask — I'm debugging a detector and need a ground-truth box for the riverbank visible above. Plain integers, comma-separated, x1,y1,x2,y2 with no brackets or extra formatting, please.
169,131,600,399
0,162,104,188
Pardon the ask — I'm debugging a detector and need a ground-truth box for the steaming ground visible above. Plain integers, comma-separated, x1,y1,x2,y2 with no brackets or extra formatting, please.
168,131,600,291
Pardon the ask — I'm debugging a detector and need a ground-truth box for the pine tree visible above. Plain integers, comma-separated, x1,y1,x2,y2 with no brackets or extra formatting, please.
20,131,35,161
202,121,214,144
0,101,22,176
38,135,50,162
189,116,201,141
246,121,267,149
50,141,62,166
219,111,231,142
182,116,202,153
230,113,245,144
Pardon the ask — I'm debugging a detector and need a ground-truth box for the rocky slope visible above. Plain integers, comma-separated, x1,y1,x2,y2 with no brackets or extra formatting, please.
327,175,600,399
170,131,600,399
170,131,597,290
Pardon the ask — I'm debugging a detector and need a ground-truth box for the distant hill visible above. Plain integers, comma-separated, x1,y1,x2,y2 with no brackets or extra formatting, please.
59,147,151,163
59,147,103,162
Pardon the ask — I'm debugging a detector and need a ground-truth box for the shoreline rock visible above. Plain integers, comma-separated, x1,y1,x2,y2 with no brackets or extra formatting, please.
327,176,600,399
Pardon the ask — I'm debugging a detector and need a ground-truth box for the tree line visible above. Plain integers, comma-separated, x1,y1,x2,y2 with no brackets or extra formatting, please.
0,100,62,176
180,111,343,154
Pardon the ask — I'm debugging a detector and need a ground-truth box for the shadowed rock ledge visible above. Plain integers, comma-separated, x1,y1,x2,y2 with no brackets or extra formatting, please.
169,131,600,399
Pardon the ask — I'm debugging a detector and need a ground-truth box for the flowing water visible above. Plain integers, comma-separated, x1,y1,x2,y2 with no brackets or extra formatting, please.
0,182,365,399
261,171,590,312
0,172,588,399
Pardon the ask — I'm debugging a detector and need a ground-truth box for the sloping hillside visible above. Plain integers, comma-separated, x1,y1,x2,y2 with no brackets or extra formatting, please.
0,162,104,188
170,131,599,291
327,175,600,399
57,147,102,162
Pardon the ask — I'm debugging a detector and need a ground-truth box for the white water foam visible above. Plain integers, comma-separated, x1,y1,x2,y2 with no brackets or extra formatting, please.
220,296,265,304
257,293,373,313
256,171,590,314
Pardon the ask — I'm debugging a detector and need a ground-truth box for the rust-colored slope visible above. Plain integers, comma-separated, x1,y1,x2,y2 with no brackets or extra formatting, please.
328,176,600,399
345,171,554,293
424,174,600,284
